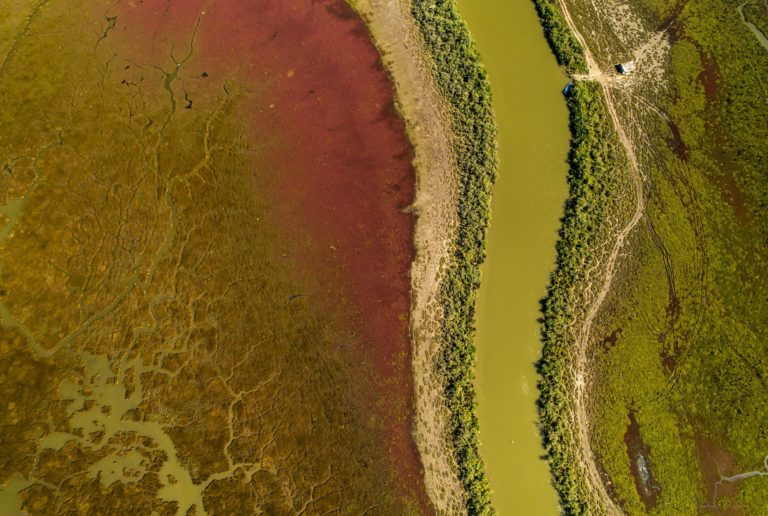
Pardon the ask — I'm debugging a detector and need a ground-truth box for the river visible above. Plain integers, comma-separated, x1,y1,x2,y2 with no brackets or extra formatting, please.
457,0,570,513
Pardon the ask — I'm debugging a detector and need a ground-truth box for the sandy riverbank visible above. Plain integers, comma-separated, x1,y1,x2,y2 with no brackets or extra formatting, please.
350,0,465,512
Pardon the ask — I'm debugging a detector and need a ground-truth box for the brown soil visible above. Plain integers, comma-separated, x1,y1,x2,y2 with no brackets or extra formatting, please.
667,119,689,160
623,411,660,510
717,170,750,221
698,52,721,102
695,435,744,514
599,328,623,352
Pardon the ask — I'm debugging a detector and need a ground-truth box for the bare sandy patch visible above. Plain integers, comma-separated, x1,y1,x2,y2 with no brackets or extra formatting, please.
349,0,465,513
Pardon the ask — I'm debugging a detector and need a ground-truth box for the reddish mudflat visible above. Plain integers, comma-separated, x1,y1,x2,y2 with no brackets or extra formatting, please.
108,0,427,510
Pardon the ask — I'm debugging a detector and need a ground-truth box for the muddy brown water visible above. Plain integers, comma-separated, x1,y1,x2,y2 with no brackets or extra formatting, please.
624,411,661,511
457,0,569,512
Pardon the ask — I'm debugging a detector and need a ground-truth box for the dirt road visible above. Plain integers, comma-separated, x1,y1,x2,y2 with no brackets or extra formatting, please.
556,0,647,512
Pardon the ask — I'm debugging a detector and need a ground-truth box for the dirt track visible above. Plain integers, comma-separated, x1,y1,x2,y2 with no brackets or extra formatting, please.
556,0,648,512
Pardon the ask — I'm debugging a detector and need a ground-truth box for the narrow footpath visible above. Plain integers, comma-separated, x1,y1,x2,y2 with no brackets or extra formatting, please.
556,0,647,512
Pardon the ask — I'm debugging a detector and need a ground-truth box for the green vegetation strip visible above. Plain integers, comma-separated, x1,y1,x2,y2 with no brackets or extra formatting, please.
410,1,497,513
532,0,619,512
533,0,588,74
538,80,619,515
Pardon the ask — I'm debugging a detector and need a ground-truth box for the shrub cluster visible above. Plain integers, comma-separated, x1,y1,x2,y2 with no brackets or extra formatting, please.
532,0,588,74
410,1,497,514
538,81,617,515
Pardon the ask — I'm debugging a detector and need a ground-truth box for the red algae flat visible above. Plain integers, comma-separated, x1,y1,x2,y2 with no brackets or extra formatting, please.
192,0,425,505
223,0,425,505
0,0,429,512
